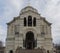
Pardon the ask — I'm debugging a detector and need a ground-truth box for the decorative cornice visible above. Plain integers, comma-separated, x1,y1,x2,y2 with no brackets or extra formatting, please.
6,38,15,40
45,38,52,40
7,16,20,25
40,17,52,26
20,10,40,15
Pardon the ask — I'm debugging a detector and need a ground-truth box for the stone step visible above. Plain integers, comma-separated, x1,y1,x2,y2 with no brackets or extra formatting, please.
16,49,46,53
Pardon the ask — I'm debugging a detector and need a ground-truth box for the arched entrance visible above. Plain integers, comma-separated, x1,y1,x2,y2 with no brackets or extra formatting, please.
25,31,35,49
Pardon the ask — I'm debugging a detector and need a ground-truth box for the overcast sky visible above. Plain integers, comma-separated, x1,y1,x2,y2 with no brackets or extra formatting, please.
0,0,60,45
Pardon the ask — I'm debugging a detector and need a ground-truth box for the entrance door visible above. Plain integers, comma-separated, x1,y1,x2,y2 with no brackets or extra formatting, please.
25,31,35,49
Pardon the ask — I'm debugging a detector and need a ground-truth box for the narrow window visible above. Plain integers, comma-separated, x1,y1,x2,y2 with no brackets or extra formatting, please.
9,50,13,53
15,25,19,35
42,25,44,33
28,16,32,26
35,39,37,47
24,17,26,26
41,25,45,35
23,39,25,47
33,17,36,26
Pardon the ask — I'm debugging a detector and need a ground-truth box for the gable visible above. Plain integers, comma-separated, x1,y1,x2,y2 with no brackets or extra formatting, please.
41,17,52,26
7,16,20,25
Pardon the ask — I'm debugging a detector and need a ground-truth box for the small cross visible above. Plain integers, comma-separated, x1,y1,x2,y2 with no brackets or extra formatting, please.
27,0,31,6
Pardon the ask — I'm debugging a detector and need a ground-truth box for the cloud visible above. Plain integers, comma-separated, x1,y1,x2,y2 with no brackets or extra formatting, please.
30,0,60,44
40,0,60,44
0,0,27,45
0,0,60,44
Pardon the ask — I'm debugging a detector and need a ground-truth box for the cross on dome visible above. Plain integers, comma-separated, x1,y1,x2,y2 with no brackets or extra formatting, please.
26,0,31,6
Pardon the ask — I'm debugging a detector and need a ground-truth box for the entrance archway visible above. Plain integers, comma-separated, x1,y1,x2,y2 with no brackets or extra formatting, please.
25,31,35,49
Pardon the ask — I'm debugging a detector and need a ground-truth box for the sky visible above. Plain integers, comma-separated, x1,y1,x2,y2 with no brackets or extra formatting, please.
0,0,60,45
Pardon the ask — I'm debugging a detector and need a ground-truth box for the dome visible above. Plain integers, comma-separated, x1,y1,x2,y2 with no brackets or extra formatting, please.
20,6,38,14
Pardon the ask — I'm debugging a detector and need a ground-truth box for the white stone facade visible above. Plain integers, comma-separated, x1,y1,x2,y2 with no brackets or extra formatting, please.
6,6,53,53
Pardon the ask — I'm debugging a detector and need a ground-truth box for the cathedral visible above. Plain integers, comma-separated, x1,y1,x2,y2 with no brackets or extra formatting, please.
6,6,53,53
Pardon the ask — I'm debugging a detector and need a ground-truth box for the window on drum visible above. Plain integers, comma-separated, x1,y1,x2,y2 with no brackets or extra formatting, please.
33,17,36,26
24,17,27,26
28,16,32,26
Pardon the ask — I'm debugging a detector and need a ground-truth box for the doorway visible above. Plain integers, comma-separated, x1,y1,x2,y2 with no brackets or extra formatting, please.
25,31,35,49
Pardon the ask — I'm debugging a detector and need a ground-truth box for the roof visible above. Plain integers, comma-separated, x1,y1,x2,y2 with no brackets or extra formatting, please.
20,6,38,13
7,6,51,25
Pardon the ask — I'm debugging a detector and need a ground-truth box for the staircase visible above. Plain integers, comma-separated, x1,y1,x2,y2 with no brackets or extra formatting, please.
16,49,46,53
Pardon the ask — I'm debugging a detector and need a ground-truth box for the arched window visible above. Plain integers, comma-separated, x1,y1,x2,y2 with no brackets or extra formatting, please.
28,16,32,26
9,50,13,53
33,17,36,26
15,25,19,35
24,17,26,26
